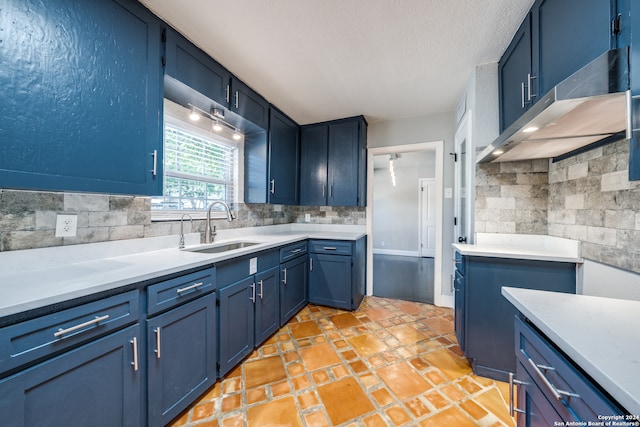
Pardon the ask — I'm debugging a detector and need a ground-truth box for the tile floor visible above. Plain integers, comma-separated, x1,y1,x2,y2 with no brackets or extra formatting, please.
169,297,515,427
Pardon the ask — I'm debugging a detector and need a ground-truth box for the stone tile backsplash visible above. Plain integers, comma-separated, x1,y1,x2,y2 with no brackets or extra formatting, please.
0,190,366,252
476,140,640,274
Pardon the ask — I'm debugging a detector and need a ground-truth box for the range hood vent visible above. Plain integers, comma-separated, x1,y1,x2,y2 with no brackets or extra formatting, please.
478,48,630,163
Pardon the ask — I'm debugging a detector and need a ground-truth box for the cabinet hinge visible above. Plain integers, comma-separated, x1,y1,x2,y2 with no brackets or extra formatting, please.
216,298,220,307
161,29,167,44
161,56,166,67
612,13,622,35
216,362,220,372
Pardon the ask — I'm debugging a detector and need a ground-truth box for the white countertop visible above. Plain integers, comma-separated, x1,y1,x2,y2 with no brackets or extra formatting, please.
0,224,365,320
453,233,582,263
502,287,640,415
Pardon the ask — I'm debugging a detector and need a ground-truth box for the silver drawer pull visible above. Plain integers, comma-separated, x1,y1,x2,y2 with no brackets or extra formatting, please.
54,315,110,338
322,246,337,250
155,327,161,359
130,337,139,371
176,282,204,294
509,372,527,416
527,358,581,400
282,268,287,285
291,248,302,254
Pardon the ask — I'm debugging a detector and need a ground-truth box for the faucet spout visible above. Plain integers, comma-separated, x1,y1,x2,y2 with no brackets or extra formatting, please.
179,213,193,249
205,200,234,243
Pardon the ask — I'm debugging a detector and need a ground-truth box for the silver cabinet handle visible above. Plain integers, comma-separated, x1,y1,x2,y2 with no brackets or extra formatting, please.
225,84,230,103
527,358,580,400
521,82,526,108
329,184,333,198
154,327,161,359
282,268,287,285
270,179,275,194
235,91,239,109
509,372,526,416
527,73,532,101
151,150,158,176
322,185,326,197
291,248,302,254
54,314,110,338
176,282,204,294
323,246,337,251
130,337,139,372
250,283,256,303
310,258,313,271
258,280,264,299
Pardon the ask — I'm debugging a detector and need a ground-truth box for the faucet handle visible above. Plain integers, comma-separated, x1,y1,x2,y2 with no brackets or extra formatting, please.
179,234,185,249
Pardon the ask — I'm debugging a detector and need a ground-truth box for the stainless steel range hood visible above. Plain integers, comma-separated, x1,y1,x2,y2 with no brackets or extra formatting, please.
478,47,631,163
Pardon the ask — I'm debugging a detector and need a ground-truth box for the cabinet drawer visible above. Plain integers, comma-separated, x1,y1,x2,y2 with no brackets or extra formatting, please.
0,290,139,376
308,240,352,255
147,267,215,316
515,317,623,421
279,241,307,263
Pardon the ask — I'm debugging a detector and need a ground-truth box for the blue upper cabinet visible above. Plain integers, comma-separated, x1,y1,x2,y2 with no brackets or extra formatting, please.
498,0,619,133
164,27,231,108
532,0,616,97
498,13,533,132
164,28,269,132
300,116,367,207
268,108,300,205
0,0,164,196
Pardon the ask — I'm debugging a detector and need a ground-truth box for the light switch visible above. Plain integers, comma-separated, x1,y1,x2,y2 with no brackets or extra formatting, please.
444,188,453,198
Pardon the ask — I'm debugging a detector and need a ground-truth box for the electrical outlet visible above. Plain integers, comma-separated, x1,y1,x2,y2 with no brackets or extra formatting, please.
55,214,78,237
304,213,311,223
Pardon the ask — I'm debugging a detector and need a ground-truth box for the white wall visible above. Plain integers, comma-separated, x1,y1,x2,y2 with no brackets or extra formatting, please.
373,151,435,254
368,112,456,301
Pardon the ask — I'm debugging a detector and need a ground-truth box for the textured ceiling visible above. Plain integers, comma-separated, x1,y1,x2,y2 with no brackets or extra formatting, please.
140,0,534,125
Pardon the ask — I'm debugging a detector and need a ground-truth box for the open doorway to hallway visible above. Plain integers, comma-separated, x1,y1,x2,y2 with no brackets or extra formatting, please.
371,150,437,304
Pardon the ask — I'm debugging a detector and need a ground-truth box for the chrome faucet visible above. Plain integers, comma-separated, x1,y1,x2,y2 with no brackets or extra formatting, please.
179,213,193,249
205,200,234,243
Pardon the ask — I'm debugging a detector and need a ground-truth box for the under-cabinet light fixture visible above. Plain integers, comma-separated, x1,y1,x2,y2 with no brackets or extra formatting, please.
187,103,242,139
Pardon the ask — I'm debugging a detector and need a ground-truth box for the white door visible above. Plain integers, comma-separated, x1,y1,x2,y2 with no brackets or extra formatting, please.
419,178,436,257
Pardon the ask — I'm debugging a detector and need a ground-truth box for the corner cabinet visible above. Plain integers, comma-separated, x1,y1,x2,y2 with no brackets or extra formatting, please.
244,107,300,205
300,116,367,207
0,0,164,196
308,238,366,310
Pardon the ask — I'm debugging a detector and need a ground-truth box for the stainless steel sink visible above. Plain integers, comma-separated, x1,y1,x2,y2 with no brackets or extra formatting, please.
185,241,261,254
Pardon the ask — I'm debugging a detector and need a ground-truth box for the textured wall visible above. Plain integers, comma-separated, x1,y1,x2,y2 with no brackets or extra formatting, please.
548,141,640,273
0,190,365,252
475,159,549,234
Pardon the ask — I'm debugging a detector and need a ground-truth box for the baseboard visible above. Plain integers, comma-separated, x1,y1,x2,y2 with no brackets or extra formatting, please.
372,249,419,257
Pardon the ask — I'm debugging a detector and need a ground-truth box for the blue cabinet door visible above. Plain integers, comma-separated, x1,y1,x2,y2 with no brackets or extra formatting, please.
308,253,352,310
498,13,533,132
218,276,255,377
532,0,615,97
454,269,465,353
328,120,361,206
0,0,163,195
230,79,269,130
164,27,231,107
147,294,217,427
254,266,280,345
268,108,300,205
300,125,329,206
280,255,308,325
515,361,563,427
0,324,142,427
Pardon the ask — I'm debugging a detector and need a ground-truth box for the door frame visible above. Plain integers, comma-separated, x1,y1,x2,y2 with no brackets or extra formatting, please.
454,111,474,244
366,141,446,306
418,178,436,258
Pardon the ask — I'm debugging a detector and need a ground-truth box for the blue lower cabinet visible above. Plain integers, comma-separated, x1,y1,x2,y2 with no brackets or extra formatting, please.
254,266,280,345
0,324,142,427
514,361,562,426
453,269,465,353
308,253,352,310
280,255,308,325
218,276,255,377
147,294,217,427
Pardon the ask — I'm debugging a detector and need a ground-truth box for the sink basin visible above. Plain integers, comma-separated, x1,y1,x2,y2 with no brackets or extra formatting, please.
185,241,261,254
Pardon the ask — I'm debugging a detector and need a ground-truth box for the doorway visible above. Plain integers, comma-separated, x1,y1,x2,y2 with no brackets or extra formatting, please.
366,142,444,306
